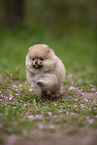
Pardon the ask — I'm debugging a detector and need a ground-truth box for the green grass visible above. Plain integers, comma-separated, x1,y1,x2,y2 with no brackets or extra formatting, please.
0,29,97,145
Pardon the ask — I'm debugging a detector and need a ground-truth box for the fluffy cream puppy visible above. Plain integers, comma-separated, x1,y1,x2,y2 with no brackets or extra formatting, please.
25,44,66,98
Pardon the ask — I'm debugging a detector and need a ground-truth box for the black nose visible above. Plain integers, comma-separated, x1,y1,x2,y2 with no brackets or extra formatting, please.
35,61,38,64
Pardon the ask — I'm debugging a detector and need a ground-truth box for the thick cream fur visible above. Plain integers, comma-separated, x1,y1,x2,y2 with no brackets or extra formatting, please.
26,44,66,97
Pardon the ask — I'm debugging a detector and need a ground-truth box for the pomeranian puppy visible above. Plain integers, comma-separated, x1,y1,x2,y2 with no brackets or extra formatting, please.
25,44,66,98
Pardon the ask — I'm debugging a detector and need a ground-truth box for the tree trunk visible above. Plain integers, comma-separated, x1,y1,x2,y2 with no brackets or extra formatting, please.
4,0,24,28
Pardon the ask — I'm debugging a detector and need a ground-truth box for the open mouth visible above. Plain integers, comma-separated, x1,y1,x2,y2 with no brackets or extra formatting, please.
33,64,43,69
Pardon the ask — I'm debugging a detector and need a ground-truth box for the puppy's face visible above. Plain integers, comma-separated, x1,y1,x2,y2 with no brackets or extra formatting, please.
26,44,55,71
32,57,43,69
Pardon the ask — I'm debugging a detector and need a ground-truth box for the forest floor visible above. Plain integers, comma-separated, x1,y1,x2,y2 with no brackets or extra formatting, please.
0,77,97,145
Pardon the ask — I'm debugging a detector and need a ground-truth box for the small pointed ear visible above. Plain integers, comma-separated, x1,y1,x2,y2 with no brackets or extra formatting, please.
49,48,55,53
28,46,33,52
45,45,53,53
47,49,51,53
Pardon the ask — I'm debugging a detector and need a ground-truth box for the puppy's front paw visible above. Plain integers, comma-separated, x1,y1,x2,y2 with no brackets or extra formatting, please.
37,80,45,87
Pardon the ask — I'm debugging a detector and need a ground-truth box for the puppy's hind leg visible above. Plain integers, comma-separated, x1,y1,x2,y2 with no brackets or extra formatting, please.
57,84,63,94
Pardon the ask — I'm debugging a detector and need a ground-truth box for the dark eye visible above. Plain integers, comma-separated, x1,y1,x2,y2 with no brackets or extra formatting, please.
40,58,43,61
33,58,35,61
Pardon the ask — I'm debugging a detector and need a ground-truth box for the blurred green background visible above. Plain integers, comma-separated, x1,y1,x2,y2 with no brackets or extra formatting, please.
0,0,97,84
